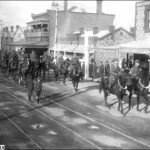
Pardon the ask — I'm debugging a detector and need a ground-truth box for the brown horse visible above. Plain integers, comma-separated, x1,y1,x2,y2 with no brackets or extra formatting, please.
127,66,150,113
99,70,131,114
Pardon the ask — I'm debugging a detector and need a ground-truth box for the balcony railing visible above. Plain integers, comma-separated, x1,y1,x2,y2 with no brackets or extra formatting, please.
24,29,49,37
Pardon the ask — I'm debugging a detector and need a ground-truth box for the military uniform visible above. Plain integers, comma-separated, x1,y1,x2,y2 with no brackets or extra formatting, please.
130,60,140,93
33,77,42,103
109,59,120,88
56,55,64,74
99,62,104,78
69,55,81,76
103,61,110,77
130,65,139,79
26,73,34,102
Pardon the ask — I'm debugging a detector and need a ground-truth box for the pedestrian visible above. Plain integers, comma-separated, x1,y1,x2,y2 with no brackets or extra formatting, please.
26,71,34,102
99,61,104,78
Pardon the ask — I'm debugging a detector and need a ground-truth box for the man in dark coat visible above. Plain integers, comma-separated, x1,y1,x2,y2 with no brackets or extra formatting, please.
99,61,104,78
56,53,64,74
108,58,121,89
69,53,81,76
103,60,110,77
33,76,42,103
130,59,140,93
26,70,34,102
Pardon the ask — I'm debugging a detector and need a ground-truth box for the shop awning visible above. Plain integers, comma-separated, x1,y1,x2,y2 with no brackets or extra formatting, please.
8,39,37,46
8,39,48,48
119,37,150,54
50,43,81,53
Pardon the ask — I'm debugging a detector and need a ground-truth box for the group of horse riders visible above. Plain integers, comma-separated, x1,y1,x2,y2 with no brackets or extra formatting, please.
0,49,83,101
100,57,149,95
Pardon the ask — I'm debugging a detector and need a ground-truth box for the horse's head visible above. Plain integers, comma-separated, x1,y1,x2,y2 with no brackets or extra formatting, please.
73,67,81,77
63,59,71,70
118,71,132,87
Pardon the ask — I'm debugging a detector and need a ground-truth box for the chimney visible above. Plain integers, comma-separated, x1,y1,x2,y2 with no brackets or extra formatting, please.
109,26,115,39
11,26,14,32
64,0,68,12
16,25,19,30
96,0,102,15
130,27,136,38
93,27,99,35
79,28,84,35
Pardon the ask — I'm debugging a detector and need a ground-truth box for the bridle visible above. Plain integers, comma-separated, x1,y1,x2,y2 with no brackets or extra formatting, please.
118,78,127,90
138,78,150,89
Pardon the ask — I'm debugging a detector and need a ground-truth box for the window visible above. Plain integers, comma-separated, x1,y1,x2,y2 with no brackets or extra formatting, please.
144,5,150,32
120,32,123,36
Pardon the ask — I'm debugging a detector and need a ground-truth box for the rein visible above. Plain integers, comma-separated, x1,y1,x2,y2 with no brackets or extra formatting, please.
73,68,80,76
118,78,127,90
138,78,150,89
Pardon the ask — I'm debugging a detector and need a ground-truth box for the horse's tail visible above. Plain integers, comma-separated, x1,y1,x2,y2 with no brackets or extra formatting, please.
99,77,103,93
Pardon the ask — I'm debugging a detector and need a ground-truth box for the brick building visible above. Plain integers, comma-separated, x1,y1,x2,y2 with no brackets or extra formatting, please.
119,1,150,62
1,25,25,51
12,0,115,55
0,20,2,50
135,1,150,40
96,27,135,46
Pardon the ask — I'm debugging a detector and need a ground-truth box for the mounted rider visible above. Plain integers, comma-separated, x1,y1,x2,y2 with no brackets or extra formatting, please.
56,52,64,74
108,58,121,90
130,59,140,93
69,53,81,77
29,50,36,75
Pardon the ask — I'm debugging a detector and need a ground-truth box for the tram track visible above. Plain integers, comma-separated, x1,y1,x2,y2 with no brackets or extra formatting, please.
0,74,150,148
0,75,102,149
0,110,43,150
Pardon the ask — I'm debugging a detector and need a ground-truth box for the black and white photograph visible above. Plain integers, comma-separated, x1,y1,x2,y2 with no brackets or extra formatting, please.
1,0,150,149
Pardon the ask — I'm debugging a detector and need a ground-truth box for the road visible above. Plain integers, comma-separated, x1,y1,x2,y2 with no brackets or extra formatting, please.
0,72,150,149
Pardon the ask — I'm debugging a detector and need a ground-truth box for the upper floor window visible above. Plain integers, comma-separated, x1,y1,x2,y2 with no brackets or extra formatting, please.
144,5,150,32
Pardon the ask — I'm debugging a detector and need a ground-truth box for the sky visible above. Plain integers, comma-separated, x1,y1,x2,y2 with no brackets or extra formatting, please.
0,1,138,31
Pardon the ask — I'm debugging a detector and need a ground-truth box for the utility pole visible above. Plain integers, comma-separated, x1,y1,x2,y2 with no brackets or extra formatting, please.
84,30,89,79
0,20,2,50
52,0,58,58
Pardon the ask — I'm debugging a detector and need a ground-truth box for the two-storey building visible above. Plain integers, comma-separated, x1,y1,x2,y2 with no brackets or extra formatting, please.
1,25,25,52
12,0,115,56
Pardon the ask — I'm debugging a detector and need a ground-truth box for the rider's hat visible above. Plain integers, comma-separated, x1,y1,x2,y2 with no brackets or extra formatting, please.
135,59,139,63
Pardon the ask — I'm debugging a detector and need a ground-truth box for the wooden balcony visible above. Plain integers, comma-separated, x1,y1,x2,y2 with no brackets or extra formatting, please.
25,29,49,38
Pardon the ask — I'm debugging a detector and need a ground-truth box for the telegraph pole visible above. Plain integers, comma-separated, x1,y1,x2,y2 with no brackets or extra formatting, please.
84,30,89,79
52,0,58,58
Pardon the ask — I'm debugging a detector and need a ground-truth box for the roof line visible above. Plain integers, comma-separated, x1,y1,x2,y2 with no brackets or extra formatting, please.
98,27,134,40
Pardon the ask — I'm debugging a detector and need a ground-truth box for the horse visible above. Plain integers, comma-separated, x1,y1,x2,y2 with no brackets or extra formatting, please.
99,70,132,114
1,56,8,73
50,62,59,83
70,65,82,92
33,76,42,104
62,59,71,84
127,63,150,113
8,58,18,80
18,57,31,86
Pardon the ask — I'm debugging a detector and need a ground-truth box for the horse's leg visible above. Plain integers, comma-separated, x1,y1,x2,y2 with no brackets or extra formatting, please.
63,73,66,84
143,94,149,113
128,91,133,110
104,91,108,107
75,82,78,92
137,94,140,111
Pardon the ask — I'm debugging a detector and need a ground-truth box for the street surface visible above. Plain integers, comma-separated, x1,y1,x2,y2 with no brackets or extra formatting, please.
0,72,150,149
